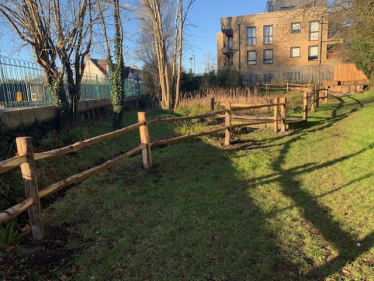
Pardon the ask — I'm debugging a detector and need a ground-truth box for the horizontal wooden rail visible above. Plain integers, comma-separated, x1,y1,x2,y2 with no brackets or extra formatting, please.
148,110,226,125
39,144,145,199
217,114,273,121
0,155,27,174
0,197,34,224
152,127,225,147
231,102,283,111
288,83,311,87
259,87,287,91
35,122,144,161
230,119,282,129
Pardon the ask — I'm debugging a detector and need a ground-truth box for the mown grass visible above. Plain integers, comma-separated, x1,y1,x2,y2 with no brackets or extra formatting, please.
5,90,374,280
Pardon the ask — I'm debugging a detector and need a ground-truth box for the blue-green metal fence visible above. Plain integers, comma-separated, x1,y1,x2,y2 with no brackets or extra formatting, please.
0,56,51,109
80,74,111,100
0,56,143,110
125,78,144,96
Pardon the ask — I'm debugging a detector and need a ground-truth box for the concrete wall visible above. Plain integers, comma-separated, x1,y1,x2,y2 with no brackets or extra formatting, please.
0,106,57,129
0,97,139,130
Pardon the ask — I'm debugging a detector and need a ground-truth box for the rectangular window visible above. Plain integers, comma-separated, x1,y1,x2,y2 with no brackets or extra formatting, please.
247,51,257,65
246,27,256,46
291,22,301,34
309,21,319,41
228,36,233,48
281,6,295,10
308,46,319,61
263,25,273,45
291,47,301,58
263,49,273,64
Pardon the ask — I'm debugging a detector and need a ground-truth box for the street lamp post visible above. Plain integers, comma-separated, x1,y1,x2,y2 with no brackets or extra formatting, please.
190,55,195,74
192,55,195,74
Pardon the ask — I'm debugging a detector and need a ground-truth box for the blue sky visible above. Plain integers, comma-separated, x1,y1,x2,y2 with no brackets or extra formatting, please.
0,0,269,72
182,0,269,73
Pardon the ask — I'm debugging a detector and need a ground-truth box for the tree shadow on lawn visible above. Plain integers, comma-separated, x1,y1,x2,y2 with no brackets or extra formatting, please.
245,93,374,279
262,135,374,279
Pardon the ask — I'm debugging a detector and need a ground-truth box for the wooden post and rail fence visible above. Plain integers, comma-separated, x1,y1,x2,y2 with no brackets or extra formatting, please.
0,88,331,240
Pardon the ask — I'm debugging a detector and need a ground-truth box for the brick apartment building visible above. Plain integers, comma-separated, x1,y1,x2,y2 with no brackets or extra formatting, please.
216,0,343,85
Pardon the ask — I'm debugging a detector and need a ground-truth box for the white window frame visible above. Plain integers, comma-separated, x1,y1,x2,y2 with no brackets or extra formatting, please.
291,22,301,34
247,27,256,46
263,25,273,45
308,45,319,61
291,47,301,58
309,21,320,41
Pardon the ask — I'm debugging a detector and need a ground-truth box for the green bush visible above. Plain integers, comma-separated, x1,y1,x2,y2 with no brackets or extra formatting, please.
0,219,19,246
174,102,210,116
173,120,205,138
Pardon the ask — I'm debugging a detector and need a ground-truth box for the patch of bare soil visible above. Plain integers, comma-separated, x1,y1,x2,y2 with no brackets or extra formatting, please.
0,226,76,281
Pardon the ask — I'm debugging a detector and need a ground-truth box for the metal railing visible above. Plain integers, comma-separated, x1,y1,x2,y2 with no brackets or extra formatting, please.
0,56,143,109
125,79,144,96
80,74,111,100
0,56,51,109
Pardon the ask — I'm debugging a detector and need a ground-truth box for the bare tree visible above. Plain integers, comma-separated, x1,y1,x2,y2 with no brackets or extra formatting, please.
132,0,195,110
172,0,195,109
0,0,93,126
134,30,161,98
96,0,126,128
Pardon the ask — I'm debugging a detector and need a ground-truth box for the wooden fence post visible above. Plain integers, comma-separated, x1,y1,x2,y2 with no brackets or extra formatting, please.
286,82,289,93
280,97,287,132
224,102,231,146
273,97,279,133
16,137,44,240
316,86,320,109
138,112,152,169
311,87,316,113
210,97,216,123
303,91,308,121
324,88,328,104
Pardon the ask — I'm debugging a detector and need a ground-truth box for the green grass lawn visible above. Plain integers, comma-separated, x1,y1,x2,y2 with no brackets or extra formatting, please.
3,90,374,280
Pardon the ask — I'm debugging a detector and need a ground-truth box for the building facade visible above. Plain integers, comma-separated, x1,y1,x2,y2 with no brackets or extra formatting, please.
216,0,342,85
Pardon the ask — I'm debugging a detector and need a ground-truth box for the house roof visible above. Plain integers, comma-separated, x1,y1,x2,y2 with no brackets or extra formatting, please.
87,55,141,79
124,66,142,80
90,58,108,75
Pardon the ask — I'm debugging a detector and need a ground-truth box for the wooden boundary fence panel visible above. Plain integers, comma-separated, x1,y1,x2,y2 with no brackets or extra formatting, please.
0,98,292,239
334,64,368,82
